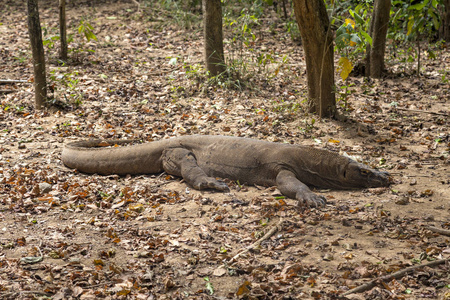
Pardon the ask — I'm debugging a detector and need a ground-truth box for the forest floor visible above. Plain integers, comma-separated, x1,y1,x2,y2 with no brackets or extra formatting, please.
0,0,449,299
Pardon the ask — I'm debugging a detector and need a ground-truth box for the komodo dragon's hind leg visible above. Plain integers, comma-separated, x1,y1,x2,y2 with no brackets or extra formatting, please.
276,170,326,208
162,148,230,192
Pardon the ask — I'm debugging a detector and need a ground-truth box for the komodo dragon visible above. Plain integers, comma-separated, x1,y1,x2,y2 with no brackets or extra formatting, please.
62,135,390,207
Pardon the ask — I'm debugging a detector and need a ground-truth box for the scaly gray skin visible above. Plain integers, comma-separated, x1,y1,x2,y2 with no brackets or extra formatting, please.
61,135,391,207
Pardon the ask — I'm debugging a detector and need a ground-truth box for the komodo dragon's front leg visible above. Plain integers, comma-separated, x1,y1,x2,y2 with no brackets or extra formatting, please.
276,170,326,207
162,148,230,192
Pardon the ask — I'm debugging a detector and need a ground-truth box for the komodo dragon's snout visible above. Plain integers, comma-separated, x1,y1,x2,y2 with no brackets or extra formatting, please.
62,135,392,208
342,161,391,188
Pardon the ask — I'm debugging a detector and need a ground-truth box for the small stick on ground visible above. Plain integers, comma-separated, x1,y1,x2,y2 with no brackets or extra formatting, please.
147,65,183,76
1,290,53,298
427,226,450,237
0,79,29,84
342,258,449,296
229,219,283,263
131,0,140,12
396,107,449,117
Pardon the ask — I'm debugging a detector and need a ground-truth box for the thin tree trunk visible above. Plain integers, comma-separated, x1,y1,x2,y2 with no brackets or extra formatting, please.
27,0,47,109
442,0,450,42
366,0,391,78
281,0,288,20
292,0,335,118
417,39,421,75
59,0,68,61
203,0,225,77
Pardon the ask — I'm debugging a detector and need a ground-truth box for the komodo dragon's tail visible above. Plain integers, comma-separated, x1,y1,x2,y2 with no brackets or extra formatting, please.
61,139,166,175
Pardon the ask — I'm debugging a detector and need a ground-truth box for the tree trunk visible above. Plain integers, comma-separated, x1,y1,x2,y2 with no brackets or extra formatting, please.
292,0,335,118
27,0,47,109
365,0,391,78
59,0,68,61
442,0,450,42
281,0,288,20
202,0,225,77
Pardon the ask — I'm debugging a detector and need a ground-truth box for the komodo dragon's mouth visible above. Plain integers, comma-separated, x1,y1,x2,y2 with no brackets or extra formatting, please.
367,170,391,187
339,161,391,189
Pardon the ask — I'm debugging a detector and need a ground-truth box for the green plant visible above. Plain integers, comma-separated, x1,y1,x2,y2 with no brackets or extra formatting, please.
256,52,277,75
69,18,98,59
298,117,316,134
208,66,245,91
405,0,441,74
272,99,302,113
49,70,83,106
156,0,201,30
13,54,27,64
15,106,25,112
1,103,29,114
440,70,449,83
389,0,443,73
405,0,440,39
285,19,301,42
337,82,356,111
42,27,60,50
166,1,289,93
223,6,260,79
326,0,372,80
78,19,97,42
204,277,214,295
42,18,96,59
335,17,368,81
183,63,205,84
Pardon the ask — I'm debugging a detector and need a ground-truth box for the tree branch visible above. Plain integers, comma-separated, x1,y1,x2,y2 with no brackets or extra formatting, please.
427,226,450,237
342,258,449,296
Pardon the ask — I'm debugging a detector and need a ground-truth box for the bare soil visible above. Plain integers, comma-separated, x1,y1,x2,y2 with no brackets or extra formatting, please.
0,0,449,299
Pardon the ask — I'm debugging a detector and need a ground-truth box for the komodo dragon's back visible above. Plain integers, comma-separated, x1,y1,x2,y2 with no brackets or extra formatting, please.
62,135,391,207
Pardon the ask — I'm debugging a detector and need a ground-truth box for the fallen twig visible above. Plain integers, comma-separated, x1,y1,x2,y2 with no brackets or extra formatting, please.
147,65,183,76
20,245,43,264
83,66,183,82
0,90,14,94
396,107,449,117
0,79,29,84
342,258,449,296
229,219,283,263
0,290,53,298
426,226,450,237
131,0,140,12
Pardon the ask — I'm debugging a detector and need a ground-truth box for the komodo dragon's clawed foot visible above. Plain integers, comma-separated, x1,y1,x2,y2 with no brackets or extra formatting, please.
194,177,230,192
276,169,327,208
296,191,326,208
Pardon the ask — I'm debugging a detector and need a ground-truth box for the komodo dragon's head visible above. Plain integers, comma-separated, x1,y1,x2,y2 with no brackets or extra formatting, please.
285,146,391,190
340,160,391,189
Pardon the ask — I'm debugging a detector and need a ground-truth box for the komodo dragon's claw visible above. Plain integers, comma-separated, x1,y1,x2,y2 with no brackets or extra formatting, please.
297,192,327,208
196,177,230,192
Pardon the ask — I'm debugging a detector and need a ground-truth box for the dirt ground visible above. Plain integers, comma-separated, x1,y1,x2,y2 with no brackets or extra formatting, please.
0,0,449,299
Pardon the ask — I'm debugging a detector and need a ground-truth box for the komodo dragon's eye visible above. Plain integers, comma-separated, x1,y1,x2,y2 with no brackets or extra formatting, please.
360,169,370,176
